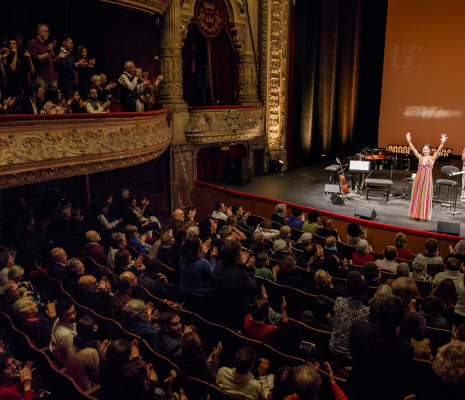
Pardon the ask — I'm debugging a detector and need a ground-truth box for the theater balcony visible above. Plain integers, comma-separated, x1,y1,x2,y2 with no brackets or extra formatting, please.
0,110,171,188
184,105,264,145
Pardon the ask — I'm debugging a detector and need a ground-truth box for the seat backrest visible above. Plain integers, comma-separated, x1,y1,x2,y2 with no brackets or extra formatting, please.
441,165,459,176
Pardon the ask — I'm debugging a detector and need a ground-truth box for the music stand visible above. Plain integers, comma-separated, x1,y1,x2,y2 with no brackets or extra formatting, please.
348,160,371,199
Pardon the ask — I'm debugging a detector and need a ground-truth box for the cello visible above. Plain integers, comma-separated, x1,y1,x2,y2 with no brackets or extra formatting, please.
336,157,349,194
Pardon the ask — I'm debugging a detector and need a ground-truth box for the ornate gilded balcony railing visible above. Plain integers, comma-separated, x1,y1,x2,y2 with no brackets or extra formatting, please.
0,109,171,188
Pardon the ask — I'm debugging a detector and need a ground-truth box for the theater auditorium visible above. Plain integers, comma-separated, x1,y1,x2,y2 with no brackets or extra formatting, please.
1,0,465,399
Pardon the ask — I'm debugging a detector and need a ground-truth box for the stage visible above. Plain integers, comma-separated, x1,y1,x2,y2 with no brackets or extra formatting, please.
215,161,464,236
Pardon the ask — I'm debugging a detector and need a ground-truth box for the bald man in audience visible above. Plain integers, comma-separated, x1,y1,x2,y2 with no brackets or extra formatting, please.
77,274,112,316
112,271,137,320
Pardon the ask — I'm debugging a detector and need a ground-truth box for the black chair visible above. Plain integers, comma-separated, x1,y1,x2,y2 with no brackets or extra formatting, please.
434,165,460,213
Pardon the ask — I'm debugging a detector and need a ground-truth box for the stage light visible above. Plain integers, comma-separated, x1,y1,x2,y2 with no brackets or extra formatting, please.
268,158,284,174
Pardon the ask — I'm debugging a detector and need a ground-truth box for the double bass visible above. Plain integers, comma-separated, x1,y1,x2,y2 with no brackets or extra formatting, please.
336,157,349,194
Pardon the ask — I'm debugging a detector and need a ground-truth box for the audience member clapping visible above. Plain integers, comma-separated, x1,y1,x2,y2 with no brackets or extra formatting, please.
107,232,127,270
300,295,334,331
122,299,158,342
351,239,375,265
66,90,87,113
76,46,95,98
431,278,458,326
86,87,111,113
316,216,339,240
49,298,77,365
137,258,171,298
421,296,450,329
0,353,34,400
395,232,414,260
271,203,287,226
42,86,66,114
409,258,433,282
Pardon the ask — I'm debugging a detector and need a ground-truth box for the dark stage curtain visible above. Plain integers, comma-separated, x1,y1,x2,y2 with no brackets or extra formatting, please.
291,0,388,164
197,145,246,182
182,25,237,105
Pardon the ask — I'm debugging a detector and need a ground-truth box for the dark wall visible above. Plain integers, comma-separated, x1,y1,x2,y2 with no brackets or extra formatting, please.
2,0,161,84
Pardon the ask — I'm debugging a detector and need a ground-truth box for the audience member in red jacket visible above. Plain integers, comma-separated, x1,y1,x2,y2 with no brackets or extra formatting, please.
0,353,34,400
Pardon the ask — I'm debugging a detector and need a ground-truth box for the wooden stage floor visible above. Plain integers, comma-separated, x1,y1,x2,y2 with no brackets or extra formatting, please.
215,162,464,236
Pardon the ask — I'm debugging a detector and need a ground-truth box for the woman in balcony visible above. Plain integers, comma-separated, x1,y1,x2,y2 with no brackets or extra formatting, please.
5,39,34,99
43,87,66,114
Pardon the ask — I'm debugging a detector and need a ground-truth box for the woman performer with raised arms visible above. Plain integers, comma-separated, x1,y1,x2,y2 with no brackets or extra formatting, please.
406,132,447,221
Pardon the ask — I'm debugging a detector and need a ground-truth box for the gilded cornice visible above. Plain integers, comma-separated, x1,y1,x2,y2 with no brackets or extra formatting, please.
184,107,263,144
0,112,171,188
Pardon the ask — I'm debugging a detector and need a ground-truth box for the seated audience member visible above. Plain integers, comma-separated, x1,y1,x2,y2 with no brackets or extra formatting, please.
422,342,465,400
168,208,197,232
126,196,161,234
316,216,339,240
286,208,305,230
271,203,287,226
16,82,43,114
243,296,287,343
297,240,316,268
219,215,246,242
122,299,157,342
311,269,339,299
375,246,398,273
277,256,304,289
119,357,162,400
50,298,77,365
255,219,280,241
362,262,381,287
155,311,193,358
323,236,344,260
395,232,414,260
293,232,313,253
329,277,369,361
250,231,273,254
300,295,334,331
99,73,116,103
433,257,462,286
0,352,34,400
421,296,450,329
273,239,296,262
48,247,69,281
82,230,107,266
351,239,375,265
414,237,444,265
323,253,349,280
86,87,110,113
431,278,458,326
98,202,122,237
213,240,257,328
125,224,150,254
179,237,217,314
198,217,222,249
112,271,137,320
212,201,231,221
367,284,393,323
273,366,294,400
410,258,433,282
349,296,414,400
137,258,171,298
346,223,362,246
173,331,222,384
154,231,174,265
278,226,294,245
0,281,27,316
66,315,101,391
391,277,426,341
62,257,86,295
107,232,127,270
232,204,255,232
76,275,112,316
216,346,272,400
446,239,465,265
254,252,278,282
99,338,138,400
67,90,87,113
13,296,56,348
396,262,410,278
0,252,16,284
42,87,66,114
284,362,347,400
302,209,320,234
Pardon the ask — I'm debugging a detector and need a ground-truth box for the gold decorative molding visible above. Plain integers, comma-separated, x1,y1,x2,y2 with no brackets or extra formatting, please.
184,106,263,144
261,0,290,152
0,112,171,188
99,0,169,15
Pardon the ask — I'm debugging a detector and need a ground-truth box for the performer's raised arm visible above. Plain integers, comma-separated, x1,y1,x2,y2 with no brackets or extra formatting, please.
431,133,448,162
406,132,421,159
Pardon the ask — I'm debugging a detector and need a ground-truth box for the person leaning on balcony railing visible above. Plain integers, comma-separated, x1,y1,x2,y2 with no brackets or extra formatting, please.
85,87,110,113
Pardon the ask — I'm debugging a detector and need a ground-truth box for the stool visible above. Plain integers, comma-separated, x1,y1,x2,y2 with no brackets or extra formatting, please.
365,178,393,203
325,164,341,184
434,165,459,213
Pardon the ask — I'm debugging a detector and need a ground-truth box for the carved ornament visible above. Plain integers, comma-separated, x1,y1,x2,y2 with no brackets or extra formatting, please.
0,112,172,188
98,0,169,14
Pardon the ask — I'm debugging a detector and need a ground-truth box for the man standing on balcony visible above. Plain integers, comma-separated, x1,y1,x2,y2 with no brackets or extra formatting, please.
118,61,149,112
55,36,85,97
27,23,57,96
